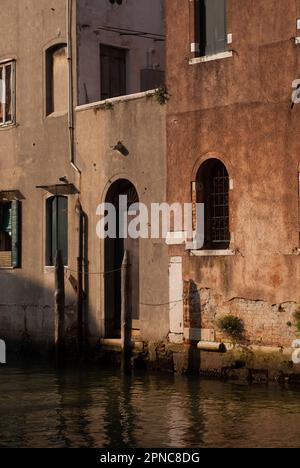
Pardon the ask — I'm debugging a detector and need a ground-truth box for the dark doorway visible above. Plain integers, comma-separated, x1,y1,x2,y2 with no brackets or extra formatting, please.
104,180,139,338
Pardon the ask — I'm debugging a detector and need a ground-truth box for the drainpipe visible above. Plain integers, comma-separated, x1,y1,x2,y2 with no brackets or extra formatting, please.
67,0,84,355
66,0,81,175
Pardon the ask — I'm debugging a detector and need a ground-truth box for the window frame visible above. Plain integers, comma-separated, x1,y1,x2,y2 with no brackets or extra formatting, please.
100,44,127,101
0,198,21,269
45,195,69,267
0,59,16,127
199,0,227,58
194,159,231,251
189,0,232,63
45,43,68,116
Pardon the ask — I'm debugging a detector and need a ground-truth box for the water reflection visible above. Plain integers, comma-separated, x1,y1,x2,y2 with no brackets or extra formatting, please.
0,365,300,448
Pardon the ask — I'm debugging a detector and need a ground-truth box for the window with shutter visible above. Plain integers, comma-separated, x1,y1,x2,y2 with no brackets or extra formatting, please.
199,0,227,57
100,45,127,100
46,196,68,266
0,200,21,268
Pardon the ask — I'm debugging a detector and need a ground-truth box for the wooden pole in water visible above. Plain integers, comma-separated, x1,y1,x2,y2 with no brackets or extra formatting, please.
121,250,131,373
54,250,65,363
76,200,84,356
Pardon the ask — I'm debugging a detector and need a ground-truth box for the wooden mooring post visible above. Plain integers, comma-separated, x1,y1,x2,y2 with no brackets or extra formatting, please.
54,250,65,364
121,250,132,373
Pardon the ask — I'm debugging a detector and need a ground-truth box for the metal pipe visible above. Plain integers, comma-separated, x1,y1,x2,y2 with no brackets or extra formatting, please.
66,0,81,175
197,341,226,353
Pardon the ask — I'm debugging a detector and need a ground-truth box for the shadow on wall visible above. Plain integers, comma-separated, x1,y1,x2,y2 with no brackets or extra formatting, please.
0,266,98,359
187,279,201,374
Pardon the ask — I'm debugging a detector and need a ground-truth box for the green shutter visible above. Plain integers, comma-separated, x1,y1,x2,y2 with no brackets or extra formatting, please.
200,0,227,56
51,196,58,266
47,196,68,266
57,196,68,266
11,200,21,268
1,203,12,232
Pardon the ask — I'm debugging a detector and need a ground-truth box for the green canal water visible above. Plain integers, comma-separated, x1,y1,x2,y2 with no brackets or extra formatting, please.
0,365,300,448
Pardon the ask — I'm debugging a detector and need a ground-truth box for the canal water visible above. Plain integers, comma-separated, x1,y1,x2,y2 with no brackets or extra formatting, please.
0,365,300,448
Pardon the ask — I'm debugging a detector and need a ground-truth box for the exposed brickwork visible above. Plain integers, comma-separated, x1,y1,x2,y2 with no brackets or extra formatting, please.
184,285,300,348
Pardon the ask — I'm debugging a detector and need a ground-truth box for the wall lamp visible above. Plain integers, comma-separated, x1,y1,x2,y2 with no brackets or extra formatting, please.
111,141,129,157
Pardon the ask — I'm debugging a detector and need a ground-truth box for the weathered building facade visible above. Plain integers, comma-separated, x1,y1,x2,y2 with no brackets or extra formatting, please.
75,0,169,345
166,0,300,354
0,0,169,353
1,0,300,375
0,0,78,351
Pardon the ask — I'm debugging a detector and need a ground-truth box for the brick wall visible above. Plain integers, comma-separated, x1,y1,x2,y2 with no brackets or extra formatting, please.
184,281,300,348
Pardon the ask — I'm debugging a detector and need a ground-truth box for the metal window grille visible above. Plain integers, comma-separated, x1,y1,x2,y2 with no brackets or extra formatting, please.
210,164,230,244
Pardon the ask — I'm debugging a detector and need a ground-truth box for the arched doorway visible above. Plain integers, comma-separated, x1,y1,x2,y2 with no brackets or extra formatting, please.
104,179,139,338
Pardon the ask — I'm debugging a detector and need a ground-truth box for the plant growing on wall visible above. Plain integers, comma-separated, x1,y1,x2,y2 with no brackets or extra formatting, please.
218,315,245,341
153,85,169,105
93,101,114,113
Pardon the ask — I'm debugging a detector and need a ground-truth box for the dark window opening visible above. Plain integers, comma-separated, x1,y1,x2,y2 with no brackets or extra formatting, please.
100,45,127,100
199,0,227,57
46,196,68,266
196,159,230,249
46,44,68,115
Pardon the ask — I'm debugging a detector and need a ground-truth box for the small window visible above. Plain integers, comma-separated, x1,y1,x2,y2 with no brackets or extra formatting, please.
100,45,126,100
0,60,16,126
46,196,68,266
199,0,227,57
46,44,68,115
196,159,230,249
0,200,21,268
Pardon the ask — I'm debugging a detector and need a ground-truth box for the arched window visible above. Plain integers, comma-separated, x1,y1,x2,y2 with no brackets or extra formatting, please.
46,44,68,115
196,158,230,249
46,196,68,266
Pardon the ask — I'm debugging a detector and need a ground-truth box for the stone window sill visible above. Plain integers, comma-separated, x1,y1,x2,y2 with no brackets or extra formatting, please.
46,111,68,119
44,266,69,273
0,122,17,130
190,249,235,257
189,51,233,65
